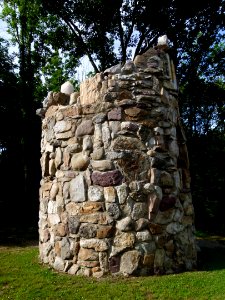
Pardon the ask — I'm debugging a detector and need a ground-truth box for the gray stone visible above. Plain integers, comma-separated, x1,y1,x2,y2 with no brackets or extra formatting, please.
121,121,139,132
109,121,121,139
116,216,133,231
135,241,156,254
120,250,140,275
107,203,120,219
68,216,80,234
166,222,184,234
79,224,97,238
76,120,94,136
154,249,165,272
132,203,148,220
54,257,65,271
92,113,107,124
61,237,71,259
88,186,104,202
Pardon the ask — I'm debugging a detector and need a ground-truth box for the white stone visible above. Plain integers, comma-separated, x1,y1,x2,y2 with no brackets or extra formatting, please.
115,183,128,204
48,213,60,225
80,238,109,251
48,200,57,214
45,143,54,153
83,136,93,151
102,121,111,148
53,257,65,271
61,81,74,95
54,120,72,133
136,230,152,242
70,174,86,202
157,35,169,46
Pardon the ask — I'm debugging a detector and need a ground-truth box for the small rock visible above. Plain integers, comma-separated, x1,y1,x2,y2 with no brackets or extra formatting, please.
61,81,74,95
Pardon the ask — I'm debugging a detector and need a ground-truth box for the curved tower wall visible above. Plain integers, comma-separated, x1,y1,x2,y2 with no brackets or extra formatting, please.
38,46,197,277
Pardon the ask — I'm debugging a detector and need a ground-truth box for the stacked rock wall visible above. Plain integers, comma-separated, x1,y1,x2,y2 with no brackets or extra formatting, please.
38,45,197,277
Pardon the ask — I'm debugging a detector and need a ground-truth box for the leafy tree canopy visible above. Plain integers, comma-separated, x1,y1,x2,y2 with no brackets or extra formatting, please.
40,0,225,72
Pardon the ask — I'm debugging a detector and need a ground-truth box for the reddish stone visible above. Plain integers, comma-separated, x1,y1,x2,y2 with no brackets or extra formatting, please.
109,256,121,273
97,226,114,238
149,223,163,235
91,170,123,187
159,196,176,211
108,107,122,120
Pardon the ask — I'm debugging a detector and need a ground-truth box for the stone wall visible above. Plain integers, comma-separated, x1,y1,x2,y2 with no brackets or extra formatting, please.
37,44,197,277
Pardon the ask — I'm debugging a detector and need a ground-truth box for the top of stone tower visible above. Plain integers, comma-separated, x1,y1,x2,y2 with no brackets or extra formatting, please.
156,35,169,50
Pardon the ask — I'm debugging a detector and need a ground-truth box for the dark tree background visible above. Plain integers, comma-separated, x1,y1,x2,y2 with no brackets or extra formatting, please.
0,0,224,239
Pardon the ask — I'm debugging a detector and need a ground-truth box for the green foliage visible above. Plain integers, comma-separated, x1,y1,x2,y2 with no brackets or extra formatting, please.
0,246,225,299
0,38,19,150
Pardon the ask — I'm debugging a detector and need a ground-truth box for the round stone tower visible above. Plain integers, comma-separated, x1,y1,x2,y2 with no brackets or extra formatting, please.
37,42,197,277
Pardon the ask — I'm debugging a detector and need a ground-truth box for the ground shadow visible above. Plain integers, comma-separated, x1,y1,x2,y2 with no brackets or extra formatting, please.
0,226,39,247
197,239,225,271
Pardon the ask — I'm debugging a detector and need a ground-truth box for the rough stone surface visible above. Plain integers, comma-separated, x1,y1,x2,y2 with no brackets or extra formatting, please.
120,250,140,275
91,170,123,187
38,42,197,277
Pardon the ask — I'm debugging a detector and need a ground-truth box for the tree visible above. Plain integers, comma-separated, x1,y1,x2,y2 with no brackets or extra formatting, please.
0,0,46,228
40,0,225,71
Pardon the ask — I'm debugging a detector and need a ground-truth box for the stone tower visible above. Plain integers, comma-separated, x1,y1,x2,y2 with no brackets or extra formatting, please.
37,41,197,277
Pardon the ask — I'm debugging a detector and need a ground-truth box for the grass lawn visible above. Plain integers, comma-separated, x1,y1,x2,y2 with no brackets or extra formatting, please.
0,240,225,300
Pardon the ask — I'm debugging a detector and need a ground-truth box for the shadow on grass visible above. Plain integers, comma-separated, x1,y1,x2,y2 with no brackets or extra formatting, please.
0,226,38,247
197,239,225,271
1,227,225,274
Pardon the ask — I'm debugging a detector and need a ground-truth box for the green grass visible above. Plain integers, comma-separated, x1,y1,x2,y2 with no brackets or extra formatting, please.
0,244,225,300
